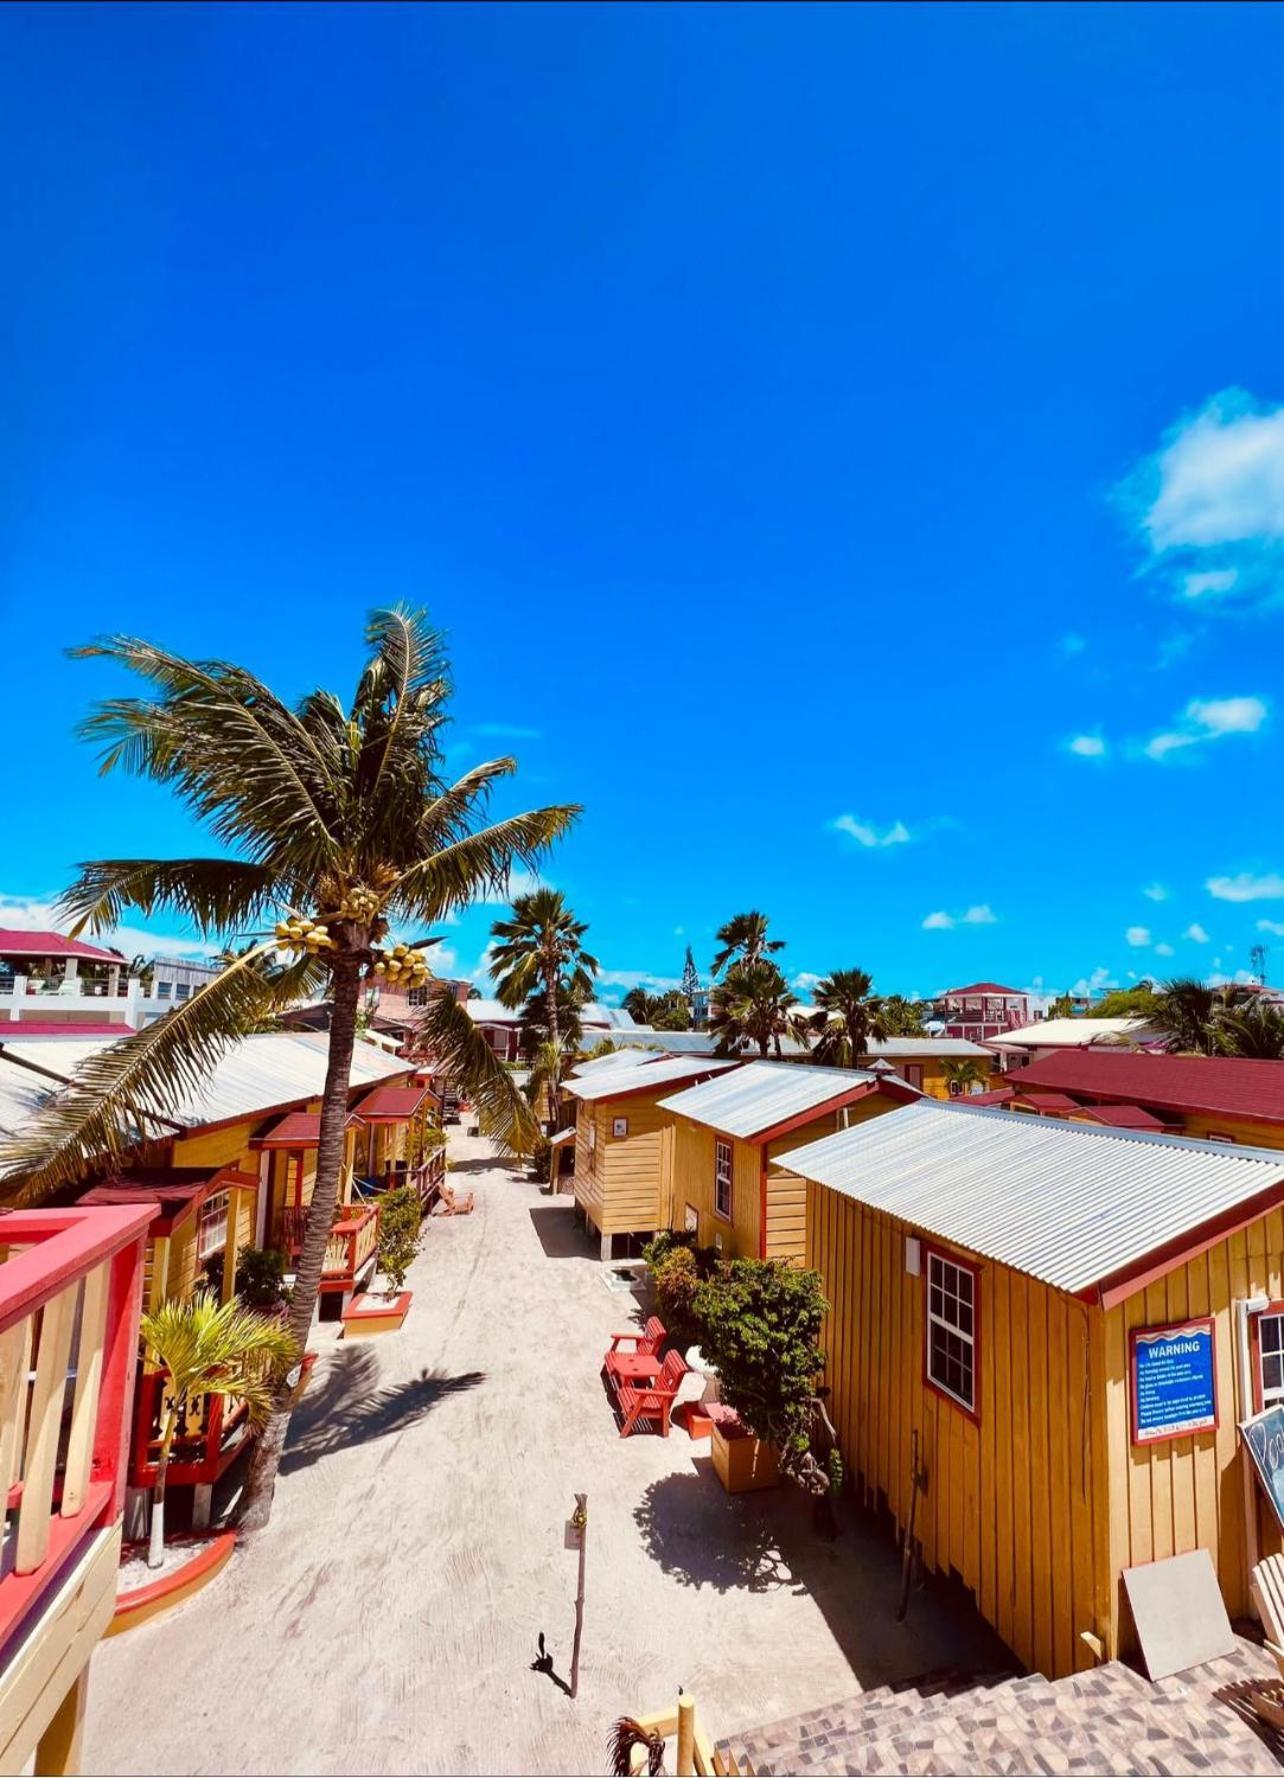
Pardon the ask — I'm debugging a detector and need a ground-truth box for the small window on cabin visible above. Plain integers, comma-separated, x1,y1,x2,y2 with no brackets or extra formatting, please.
1257,1310,1284,1409
714,1139,733,1220
904,1064,924,1090
196,1190,231,1263
926,1250,977,1415
156,982,172,999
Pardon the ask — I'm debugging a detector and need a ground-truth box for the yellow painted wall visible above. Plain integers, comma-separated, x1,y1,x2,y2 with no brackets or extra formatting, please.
1167,1111,1284,1152
571,1094,676,1237
809,1179,1284,1678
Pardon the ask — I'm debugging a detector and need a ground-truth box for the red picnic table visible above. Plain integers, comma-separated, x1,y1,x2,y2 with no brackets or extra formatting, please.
609,1350,662,1386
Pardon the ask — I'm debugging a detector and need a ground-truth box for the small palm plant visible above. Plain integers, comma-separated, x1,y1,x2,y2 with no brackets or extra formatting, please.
138,1297,297,1568
941,1057,987,1096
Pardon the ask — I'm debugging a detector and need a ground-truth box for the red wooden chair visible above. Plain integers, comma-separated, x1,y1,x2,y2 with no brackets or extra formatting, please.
604,1316,666,1384
617,1349,688,1439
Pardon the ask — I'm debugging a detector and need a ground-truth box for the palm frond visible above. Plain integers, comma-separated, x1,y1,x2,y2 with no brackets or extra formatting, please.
416,759,519,850
414,988,539,1155
140,1296,298,1428
0,944,309,1198
57,858,280,940
394,806,580,923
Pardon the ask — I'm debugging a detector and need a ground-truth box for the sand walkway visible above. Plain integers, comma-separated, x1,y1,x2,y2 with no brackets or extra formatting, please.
86,1131,1004,1775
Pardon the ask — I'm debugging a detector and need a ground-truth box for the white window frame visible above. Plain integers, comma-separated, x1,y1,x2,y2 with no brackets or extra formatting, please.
714,1139,733,1221
1257,1308,1284,1410
196,1190,230,1264
925,1249,977,1415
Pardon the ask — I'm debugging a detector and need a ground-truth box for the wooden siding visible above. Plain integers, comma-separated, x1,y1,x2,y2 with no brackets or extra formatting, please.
807,1181,1109,1678
572,1094,675,1237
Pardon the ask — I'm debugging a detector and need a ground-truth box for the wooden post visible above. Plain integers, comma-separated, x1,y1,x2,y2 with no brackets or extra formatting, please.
35,1669,88,1776
896,1428,924,1623
570,1492,587,1700
676,1692,696,1777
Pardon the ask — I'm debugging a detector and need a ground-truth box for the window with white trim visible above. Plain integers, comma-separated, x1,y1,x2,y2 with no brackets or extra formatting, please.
1258,1310,1284,1408
196,1190,230,1263
714,1139,733,1220
926,1250,976,1413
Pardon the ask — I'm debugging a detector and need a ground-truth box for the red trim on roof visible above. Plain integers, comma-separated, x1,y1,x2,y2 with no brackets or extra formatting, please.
0,1022,135,1038
250,1110,359,1149
1097,1177,1284,1309
1067,1103,1170,1131
945,982,1024,998
1003,1049,1284,1128
78,1165,258,1234
351,1083,429,1124
749,1078,919,1145
0,929,124,963
960,1088,1015,1107
1010,1092,1082,1114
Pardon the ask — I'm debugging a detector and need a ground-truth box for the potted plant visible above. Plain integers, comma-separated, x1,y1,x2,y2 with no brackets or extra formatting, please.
341,1186,423,1338
695,1259,836,1509
138,1296,298,1567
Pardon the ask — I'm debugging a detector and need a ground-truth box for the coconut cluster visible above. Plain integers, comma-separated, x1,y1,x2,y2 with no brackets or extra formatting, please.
336,886,381,921
274,916,336,956
370,942,431,986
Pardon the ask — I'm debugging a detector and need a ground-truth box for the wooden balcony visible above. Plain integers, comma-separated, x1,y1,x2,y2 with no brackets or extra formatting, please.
0,1203,152,1774
318,1206,379,1295
128,1367,253,1493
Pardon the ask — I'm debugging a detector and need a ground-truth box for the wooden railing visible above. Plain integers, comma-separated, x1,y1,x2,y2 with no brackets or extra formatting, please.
0,1204,152,1772
626,1695,732,1776
318,1205,379,1294
129,1365,253,1491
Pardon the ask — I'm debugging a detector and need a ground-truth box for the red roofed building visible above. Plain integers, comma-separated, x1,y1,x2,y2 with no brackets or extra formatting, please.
1002,1049,1284,1149
940,980,1032,1041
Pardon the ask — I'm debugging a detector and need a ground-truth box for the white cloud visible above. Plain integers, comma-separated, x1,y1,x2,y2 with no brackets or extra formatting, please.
1210,969,1260,987
1207,872,1284,902
1154,942,1175,958
1126,926,1152,947
1142,695,1268,761
831,815,912,848
1184,923,1210,943
596,969,681,992
1143,883,1169,902
791,971,824,997
1066,734,1107,759
1119,389,1284,612
471,871,552,907
1257,919,1284,937
1071,966,1118,996
0,893,212,961
922,905,996,932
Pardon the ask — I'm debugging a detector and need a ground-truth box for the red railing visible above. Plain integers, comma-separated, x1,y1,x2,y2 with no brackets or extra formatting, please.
318,1206,379,1295
128,1366,253,1491
0,1205,152,1660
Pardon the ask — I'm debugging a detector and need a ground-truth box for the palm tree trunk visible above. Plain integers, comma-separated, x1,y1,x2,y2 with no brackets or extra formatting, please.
147,1408,178,1569
237,957,362,1534
544,957,560,1140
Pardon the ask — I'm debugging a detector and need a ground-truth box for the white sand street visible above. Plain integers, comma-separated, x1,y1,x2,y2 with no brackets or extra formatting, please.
87,1129,1004,1776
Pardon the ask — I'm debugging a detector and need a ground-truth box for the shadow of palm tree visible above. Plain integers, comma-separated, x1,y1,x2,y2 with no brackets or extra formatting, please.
632,1467,804,1595
281,1347,486,1474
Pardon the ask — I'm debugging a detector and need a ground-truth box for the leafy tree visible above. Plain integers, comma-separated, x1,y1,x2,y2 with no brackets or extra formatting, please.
0,608,575,1531
375,1185,424,1294
652,990,692,1032
1154,977,1223,1054
711,910,784,978
622,987,665,1023
694,1258,830,1489
1092,985,1161,1020
490,888,598,1132
233,1246,292,1311
807,968,886,1066
139,1297,296,1566
871,994,924,1037
710,959,805,1058
941,1056,988,1095
1215,999,1284,1060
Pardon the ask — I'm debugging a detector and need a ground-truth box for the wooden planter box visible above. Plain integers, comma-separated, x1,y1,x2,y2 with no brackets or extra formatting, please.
710,1410,779,1494
341,1290,412,1339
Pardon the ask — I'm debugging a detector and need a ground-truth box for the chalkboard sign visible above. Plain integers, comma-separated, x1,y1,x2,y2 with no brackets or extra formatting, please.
1242,1407,1284,1530
1130,1318,1218,1445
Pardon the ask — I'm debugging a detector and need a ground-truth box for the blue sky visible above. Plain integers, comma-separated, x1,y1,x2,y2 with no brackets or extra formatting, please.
4,2,1284,1003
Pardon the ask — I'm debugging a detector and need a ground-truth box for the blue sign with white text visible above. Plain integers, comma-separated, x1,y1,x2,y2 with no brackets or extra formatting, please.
1131,1320,1217,1444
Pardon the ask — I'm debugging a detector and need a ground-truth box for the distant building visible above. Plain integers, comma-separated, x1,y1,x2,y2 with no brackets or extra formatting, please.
466,998,639,1064
987,1016,1159,1067
940,981,1032,1041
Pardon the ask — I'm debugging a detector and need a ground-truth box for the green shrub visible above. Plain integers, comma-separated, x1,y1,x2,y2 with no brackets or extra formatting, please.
652,1247,701,1346
528,1134,552,1183
377,1187,425,1294
694,1258,828,1460
234,1246,292,1311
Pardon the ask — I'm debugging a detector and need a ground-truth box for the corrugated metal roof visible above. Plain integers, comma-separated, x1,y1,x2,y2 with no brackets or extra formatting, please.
0,1031,411,1133
466,999,636,1029
988,1018,1152,1049
862,1037,994,1059
659,1060,885,1139
569,1049,659,1079
774,1099,1284,1296
1006,1049,1284,1125
583,1030,721,1057
567,1056,739,1102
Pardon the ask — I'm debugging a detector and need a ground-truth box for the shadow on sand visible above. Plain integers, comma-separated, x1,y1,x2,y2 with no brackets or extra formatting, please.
528,1202,597,1260
281,1346,486,1475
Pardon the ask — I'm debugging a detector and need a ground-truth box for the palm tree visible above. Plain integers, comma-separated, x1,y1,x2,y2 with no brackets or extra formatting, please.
710,960,805,1058
622,987,666,1024
139,1296,297,1567
710,911,784,979
941,1057,988,1096
871,994,925,1037
651,990,692,1032
0,607,576,1530
490,889,599,1132
1154,978,1223,1054
1216,999,1284,1060
807,968,886,1067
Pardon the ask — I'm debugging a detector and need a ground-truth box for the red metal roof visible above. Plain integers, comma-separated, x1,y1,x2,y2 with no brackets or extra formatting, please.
351,1083,430,1124
1011,1091,1082,1113
960,1087,1016,1106
0,929,124,964
1005,1050,1284,1128
0,1022,134,1038
1067,1103,1170,1132
945,982,1024,998
78,1166,258,1233
252,1110,324,1148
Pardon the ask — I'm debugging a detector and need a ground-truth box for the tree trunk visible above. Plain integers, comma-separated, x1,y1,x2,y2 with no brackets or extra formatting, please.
237,957,363,1534
148,1409,178,1569
544,958,560,1140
